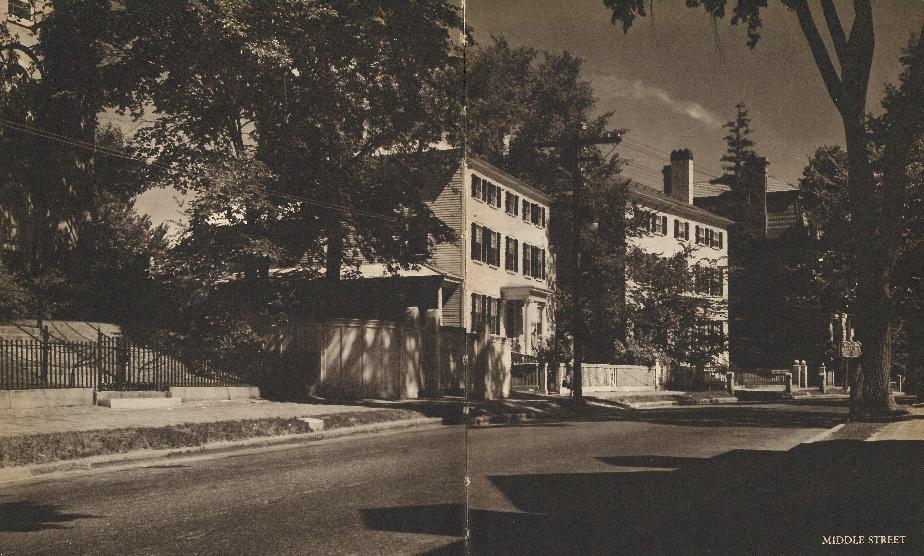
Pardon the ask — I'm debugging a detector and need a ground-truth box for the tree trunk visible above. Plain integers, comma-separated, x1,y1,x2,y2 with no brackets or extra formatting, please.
856,317,897,413
840,105,896,417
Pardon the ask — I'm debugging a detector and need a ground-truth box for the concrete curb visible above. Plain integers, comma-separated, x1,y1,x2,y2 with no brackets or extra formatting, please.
0,416,443,486
802,423,846,444
467,412,533,426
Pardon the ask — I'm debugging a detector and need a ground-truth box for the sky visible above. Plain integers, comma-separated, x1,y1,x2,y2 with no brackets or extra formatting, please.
465,0,924,190
132,1,924,228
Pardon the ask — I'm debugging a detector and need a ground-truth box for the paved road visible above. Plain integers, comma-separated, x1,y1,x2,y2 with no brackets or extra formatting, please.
1,401,920,555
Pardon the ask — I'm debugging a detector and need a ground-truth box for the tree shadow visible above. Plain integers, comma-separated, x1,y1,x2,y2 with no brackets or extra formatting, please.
579,403,849,430
361,440,923,554
0,501,98,532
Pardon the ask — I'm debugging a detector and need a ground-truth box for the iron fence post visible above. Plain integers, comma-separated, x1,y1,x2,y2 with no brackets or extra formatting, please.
97,330,104,388
41,325,49,386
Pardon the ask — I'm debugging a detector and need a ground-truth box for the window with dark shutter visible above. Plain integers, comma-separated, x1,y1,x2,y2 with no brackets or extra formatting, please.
471,176,481,199
522,243,531,276
505,192,519,216
471,224,481,261
505,237,519,271
490,229,496,264
480,226,492,264
674,219,680,238
718,231,724,249
539,249,546,279
684,222,690,240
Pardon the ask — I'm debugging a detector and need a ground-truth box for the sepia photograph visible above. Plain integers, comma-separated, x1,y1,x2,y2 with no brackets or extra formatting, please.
0,1,922,554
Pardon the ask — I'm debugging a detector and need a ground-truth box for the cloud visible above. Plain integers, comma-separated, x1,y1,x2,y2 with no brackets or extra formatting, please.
595,76,723,129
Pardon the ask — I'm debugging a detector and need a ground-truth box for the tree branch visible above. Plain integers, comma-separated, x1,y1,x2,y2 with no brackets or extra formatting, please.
790,1,845,113
0,42,44,81
841,0,875,116
820,0,848,66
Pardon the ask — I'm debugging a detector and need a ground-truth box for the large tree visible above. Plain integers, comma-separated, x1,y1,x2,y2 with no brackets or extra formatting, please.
604,0,924,416
106,0,462,285
0,1,114,275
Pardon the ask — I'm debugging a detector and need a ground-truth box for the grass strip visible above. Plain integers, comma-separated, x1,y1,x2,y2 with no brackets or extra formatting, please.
0,409,425,468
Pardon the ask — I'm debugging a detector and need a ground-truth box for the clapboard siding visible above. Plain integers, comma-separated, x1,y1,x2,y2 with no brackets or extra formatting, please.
424,166,464,277
442,284,462,327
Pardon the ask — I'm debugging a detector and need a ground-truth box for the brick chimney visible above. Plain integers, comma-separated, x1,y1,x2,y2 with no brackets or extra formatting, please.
668,149,694,204
662,164,672,196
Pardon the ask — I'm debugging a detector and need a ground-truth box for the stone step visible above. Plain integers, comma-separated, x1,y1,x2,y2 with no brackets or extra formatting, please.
97,397,183,409
96,390,170,401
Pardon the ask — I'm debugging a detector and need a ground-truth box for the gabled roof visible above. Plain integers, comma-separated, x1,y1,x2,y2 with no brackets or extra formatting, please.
627,181,734,228
693,176,798,199
466,156,553,205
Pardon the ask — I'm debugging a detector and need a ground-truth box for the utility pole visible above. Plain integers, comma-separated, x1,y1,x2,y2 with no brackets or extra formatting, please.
535,126,621,400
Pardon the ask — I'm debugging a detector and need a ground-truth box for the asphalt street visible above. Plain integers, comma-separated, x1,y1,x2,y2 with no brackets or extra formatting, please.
1,401,920,555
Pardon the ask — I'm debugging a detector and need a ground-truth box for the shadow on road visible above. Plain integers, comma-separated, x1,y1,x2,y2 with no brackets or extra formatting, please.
0,501,98,532
361,439,923,554
600,403,847,429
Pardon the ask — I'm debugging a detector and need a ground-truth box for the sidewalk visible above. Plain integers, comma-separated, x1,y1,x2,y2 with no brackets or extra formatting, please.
868,404,924,441
0,399,444,473
0,399,383,437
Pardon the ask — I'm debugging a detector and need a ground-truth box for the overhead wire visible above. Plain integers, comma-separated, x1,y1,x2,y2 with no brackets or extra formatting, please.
0,118,401,223
619,135,792,185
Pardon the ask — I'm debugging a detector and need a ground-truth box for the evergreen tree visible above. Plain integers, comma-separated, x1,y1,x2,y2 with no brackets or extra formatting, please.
711,102,759,224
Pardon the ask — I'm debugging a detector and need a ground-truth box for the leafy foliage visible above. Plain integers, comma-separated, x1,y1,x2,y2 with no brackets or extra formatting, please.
106,0,465,283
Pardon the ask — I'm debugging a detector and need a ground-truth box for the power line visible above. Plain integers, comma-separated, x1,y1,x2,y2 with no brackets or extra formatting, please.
0,118,401,223
620,135,793,185
620,137,723,179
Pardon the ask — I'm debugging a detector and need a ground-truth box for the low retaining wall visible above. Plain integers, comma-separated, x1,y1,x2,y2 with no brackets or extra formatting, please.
0,388,94,410
168,386,260,401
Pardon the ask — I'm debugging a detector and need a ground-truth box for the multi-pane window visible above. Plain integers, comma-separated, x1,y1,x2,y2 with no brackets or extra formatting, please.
8,0,31,21
522,200,547,228
471,175,502,207
471,223,500,266
694,266,725,297
674,219,690,240
636,208,667,235
471,223,483,262
522,243,546,279
505,192,520,216
653,214,667,235
504,237,519,272
471,293,500,335
694,225,724,249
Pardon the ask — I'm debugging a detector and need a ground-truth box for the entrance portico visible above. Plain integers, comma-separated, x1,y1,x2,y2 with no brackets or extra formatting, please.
501,285,552,358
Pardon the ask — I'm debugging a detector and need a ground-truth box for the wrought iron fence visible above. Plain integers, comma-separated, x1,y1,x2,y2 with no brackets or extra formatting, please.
0,329,248,390
734,369,788,388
